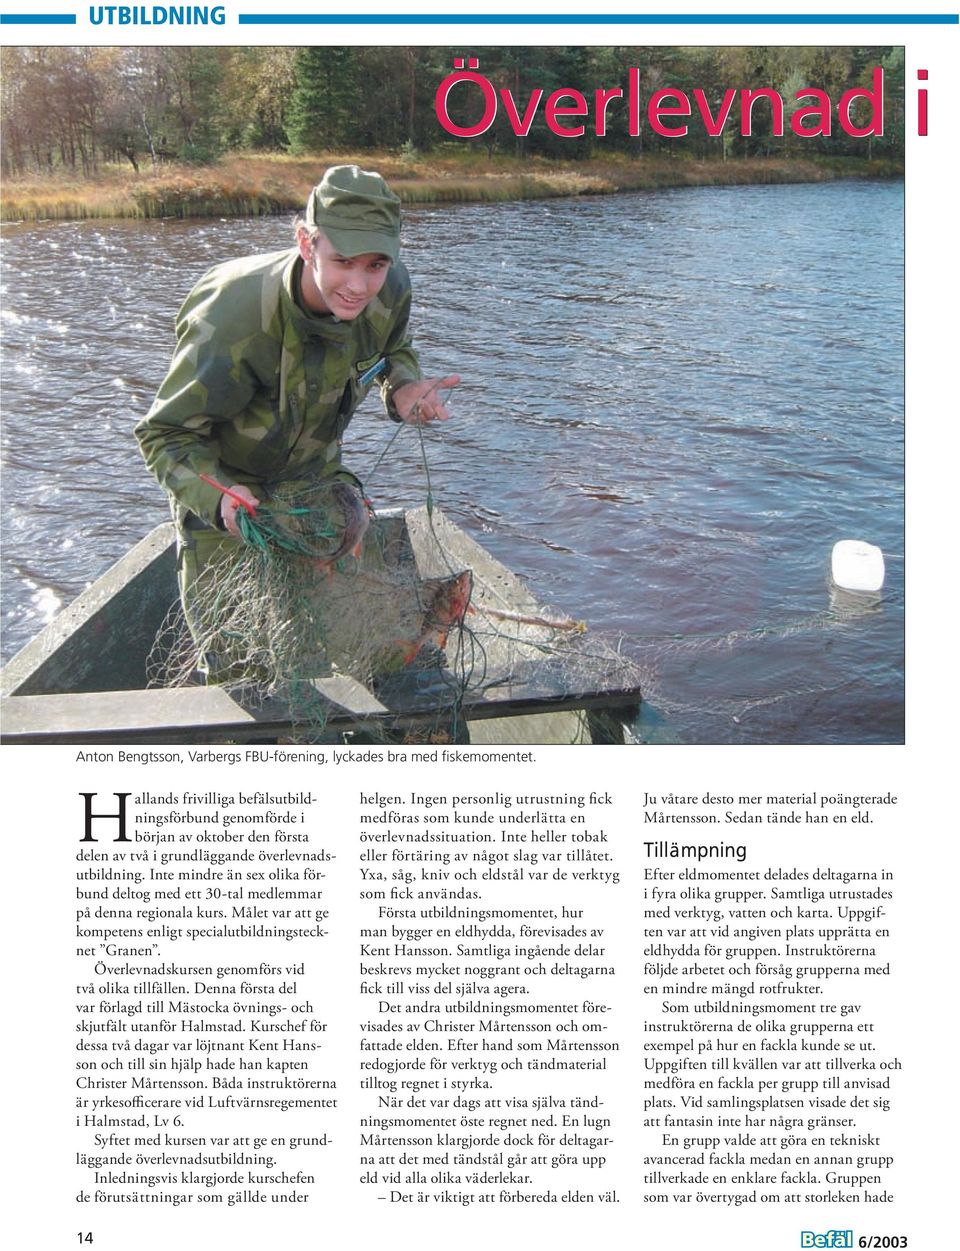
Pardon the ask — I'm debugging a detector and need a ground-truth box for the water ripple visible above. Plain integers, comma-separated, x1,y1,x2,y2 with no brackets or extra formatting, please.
1,182,903,741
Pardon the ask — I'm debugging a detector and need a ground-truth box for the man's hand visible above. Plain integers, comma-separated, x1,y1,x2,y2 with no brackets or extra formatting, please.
219,483,260,538
393,376,460,423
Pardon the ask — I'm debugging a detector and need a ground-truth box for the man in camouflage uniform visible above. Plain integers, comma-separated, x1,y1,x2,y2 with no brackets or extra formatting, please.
135,165,457,676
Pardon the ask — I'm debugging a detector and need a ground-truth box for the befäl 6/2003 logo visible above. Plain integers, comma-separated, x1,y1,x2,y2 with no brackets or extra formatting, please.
800,1234,854,1249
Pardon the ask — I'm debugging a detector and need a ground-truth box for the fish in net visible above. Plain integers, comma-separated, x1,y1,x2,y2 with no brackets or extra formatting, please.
148,476,471,723
145,468,649,743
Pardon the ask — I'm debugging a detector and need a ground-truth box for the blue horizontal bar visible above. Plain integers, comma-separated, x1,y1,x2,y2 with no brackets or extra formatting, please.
0,12,77,21
238,12,959,25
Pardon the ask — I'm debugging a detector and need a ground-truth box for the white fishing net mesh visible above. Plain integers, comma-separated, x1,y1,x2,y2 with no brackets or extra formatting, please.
146,473,643,744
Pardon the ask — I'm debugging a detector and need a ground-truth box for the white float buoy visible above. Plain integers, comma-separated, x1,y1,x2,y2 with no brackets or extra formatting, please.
831,540,885,593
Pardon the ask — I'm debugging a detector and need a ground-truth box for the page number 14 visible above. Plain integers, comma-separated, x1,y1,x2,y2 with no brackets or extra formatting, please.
77,1237,93,1245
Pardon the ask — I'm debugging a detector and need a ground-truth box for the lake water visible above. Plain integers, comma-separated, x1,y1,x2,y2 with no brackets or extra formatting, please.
0,179,903,743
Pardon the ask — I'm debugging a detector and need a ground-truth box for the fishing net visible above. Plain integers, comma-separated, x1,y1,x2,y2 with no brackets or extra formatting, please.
145,404,890,745
145,461,643,743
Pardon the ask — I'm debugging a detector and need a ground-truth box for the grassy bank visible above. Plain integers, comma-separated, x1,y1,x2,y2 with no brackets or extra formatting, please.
0,150,903,223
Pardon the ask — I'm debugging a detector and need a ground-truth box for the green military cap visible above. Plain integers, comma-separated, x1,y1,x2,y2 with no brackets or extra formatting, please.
306,165,402,262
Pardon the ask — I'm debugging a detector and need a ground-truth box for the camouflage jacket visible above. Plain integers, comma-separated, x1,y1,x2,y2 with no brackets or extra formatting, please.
135,247,421,526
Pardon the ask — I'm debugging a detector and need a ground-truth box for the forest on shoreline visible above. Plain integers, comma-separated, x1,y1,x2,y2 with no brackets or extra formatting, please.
1,45,905,222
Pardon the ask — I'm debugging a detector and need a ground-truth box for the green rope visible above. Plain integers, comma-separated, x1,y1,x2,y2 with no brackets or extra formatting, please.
237,502,338,556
